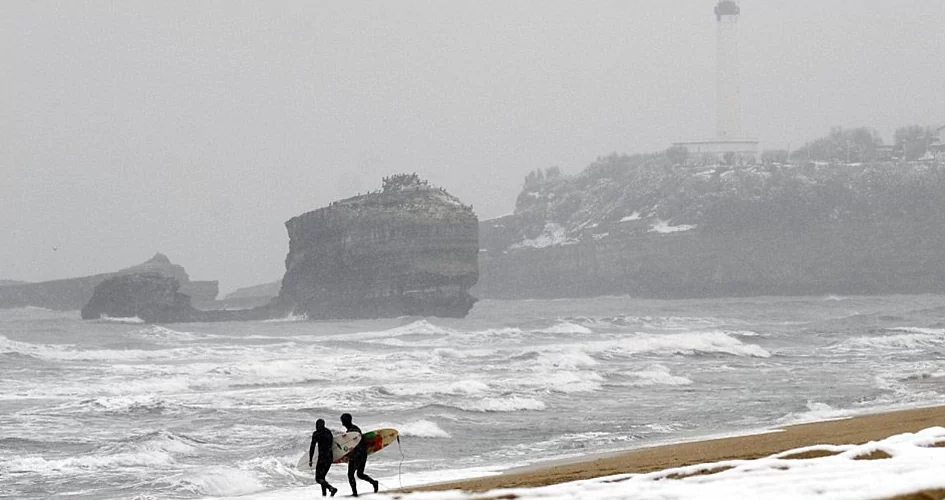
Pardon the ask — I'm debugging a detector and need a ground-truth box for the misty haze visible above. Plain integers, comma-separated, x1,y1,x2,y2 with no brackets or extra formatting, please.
3,1,945,499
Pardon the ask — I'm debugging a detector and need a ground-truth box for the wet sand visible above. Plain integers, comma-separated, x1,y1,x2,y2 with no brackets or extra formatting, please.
404,405,945,496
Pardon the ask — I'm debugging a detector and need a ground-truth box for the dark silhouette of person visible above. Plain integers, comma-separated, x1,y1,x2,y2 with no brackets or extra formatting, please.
340,413,378,496
308,419,338,497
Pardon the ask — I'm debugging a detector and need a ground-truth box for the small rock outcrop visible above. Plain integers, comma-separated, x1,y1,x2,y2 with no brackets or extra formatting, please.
81,273,197,322
274,174,479,319
82,273,272,323
0,253,218,311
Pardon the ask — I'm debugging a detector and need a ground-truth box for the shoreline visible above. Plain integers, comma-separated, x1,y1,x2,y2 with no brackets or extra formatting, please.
403,404,945,494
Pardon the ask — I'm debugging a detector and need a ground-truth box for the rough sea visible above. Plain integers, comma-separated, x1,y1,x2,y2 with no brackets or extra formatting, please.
3,294,945,500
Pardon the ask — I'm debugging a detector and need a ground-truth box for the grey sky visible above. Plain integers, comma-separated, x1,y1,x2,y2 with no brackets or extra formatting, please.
3,1,944,292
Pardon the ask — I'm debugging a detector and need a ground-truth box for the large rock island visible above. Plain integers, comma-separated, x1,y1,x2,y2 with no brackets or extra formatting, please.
272,174,479,319
477,153,945,299
0,254,218,311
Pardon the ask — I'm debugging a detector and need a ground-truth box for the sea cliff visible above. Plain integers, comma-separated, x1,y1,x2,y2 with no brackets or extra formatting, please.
477,155,945,299
274,174,479,319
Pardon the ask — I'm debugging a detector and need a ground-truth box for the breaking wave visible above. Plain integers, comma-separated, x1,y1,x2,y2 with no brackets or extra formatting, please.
367,420,450,439
456,396,547,413
593,331,770,358
171,467,266,496
834,327,945,351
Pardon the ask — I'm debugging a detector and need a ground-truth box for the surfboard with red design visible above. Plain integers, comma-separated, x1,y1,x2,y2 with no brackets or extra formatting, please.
339,428,399,462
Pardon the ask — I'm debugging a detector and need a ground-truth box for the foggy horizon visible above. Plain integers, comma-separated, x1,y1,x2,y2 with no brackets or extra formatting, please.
4,0,944,292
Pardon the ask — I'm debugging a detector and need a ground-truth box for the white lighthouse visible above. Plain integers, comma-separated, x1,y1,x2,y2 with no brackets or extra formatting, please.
672,1,758,164
715,0,742,140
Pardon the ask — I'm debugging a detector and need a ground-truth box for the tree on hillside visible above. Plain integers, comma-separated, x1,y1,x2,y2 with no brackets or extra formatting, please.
523,166,563,189
894,125,936,160
790,127,883,163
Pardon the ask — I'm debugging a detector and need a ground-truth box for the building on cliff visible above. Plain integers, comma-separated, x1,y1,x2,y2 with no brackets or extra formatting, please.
273,174,480,320
932,125,945,156
673,1,759,163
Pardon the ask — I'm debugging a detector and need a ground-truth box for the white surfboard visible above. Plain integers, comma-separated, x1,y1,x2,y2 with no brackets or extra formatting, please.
298,431,361,470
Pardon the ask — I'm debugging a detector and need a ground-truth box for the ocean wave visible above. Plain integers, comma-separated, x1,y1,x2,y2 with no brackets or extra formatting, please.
376,379,490,398
171,467,266,496
776,401,853,425
98,314,145,324
533,350,599,369
618,365,693,387
534,321,594,335
593,331,770,358
130,325,201,340
0,450,175,475
366,420,451,439
90,430,208,457
0,334,214,362
835,328,945,351
456,396,546,413
68,394,184,415
263,312,309,322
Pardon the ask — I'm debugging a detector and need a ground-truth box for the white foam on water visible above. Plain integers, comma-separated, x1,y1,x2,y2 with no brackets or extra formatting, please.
131,325,203,341
366,420,451,439
592,331,771,358
536,321,594,335
99,315,145,324
776,401,854,425
173,467,267,496
263,312,309,323
457,396,547,413
0,450,174,475
836,331,945,351
620,365,693,387
829,326,945,352
446,380,490,395
532,349,598,369
500,370,604,394
64,394,183,414
889,327,945,335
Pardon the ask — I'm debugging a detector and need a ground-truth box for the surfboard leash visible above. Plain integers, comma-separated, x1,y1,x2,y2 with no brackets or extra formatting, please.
396,434,404,489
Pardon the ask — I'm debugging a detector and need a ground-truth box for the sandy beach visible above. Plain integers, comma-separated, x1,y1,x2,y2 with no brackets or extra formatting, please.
404,405,945,497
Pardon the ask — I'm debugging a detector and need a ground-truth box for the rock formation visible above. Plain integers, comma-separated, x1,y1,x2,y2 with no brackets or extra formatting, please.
0,253,218,311
274,174,479,319
81,273,196,322
477,155,945,299
82,273,271,323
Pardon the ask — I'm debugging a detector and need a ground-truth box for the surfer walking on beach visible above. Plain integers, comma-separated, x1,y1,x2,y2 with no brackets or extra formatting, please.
340,412,379,496
309,419,338,497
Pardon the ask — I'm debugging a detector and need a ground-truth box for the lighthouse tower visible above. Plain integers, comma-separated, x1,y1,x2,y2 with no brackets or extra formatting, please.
715,0,742,140
671,1,758,164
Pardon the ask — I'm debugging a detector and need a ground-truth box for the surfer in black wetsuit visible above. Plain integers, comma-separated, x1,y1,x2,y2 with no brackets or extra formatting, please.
309,419,338,497
340,413,379,496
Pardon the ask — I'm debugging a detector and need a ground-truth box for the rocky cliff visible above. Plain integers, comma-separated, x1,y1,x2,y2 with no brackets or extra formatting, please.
274,174,479,319
477,155,945,299
0,254,218,311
